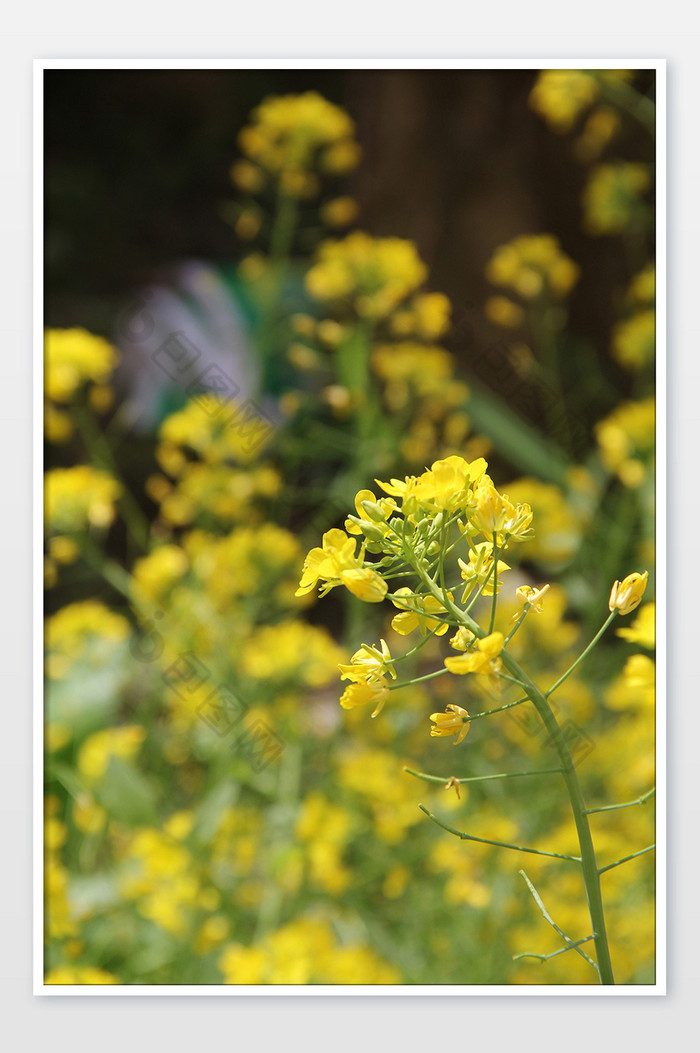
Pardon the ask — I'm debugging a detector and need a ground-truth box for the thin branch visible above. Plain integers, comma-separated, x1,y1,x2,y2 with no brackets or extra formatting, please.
584,788,655,815
418,805,581,861
404,766,561,786
518,870,599,971
513,934,596,964
598,845,656,874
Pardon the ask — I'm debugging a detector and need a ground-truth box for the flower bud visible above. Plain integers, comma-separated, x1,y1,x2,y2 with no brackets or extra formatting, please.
609,571,648,616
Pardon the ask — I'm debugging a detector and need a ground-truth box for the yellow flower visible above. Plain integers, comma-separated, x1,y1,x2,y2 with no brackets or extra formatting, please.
513,583,550,617
77,725,146,781
340,567,388,603
611,309,655,371
238,92,358,180
320,195,359,227
45,466,121,533
617,602,655,649
485,234,579,300
390,588,451,636
606,654,655,711
484,295,525,328
458,544,510,600
609,571,648,616
295,528,359,597
339,677,390,717
444,632,504,676
132,544,188,603
338,639,396,683
45,966,119,985
429,704,471,744
305,232,428,319
45,328,119,403
583,162,651,236
594,398,655,489
529,69,633,132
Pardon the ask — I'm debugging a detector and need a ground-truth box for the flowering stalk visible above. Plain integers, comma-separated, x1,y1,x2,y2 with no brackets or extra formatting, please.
298,455,650,985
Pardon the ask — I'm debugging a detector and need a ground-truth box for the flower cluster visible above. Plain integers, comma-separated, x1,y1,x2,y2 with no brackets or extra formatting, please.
485,234,580,304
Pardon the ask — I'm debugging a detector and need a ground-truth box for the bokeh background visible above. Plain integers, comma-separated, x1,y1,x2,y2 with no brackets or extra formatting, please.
44,68,656,986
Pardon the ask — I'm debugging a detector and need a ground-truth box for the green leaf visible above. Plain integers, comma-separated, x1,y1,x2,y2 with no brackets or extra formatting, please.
465,379,571,485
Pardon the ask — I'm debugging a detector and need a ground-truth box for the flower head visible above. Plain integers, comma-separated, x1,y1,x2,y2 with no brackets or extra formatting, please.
429,705,470,745
338,640,395,682
444,632,504,676
339,677,390,717
609,571,648,616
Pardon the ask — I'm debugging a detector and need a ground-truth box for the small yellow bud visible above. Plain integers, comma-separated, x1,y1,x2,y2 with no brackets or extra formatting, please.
609,571,648,616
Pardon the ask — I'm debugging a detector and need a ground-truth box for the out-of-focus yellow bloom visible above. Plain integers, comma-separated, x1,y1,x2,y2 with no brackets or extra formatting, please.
305,232,428,319
609,571,648,616
429,704,471,744
383,864,410,899
317,319,346,345
484,295,525,328
339,676,390,717
629,264,655,305
372,343,455,411
45,966,119,985
504,477,580,565
48,535,79,565
73,794,108,835
194,915,230,954
595,398,655,488
219,944,268,984
320,196,359,227
486,234,579,300
241,619,345,688
606,654,655,711
529,69,632,132
444,632,504,677
238,92,359,185
77,725,146,781
573,106,621,163
617,602,655,648
390,588,451,636
583,162,651,236
45,466,121,533
230,159,265,193
45,328,119,403
132,545,188,603
46,600,129,676
45,404,73,443
612,309,655,371
390,292,452,340
159,394,271,466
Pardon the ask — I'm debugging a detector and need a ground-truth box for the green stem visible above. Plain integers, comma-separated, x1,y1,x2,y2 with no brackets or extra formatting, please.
389,667,449,691
419,805,581,862
598,845,655,874
415,561,616,984
546,610,617,697
404,766,562,786
73,403,150,551
584,788,655,815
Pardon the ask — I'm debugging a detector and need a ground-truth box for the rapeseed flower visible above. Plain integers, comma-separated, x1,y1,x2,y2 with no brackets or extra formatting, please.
429,704,471,744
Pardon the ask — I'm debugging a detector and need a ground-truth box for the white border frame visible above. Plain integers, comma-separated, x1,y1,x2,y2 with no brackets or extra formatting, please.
34,57,666,996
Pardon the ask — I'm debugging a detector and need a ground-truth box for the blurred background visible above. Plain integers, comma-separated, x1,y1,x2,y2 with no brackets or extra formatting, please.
44,68,656,987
